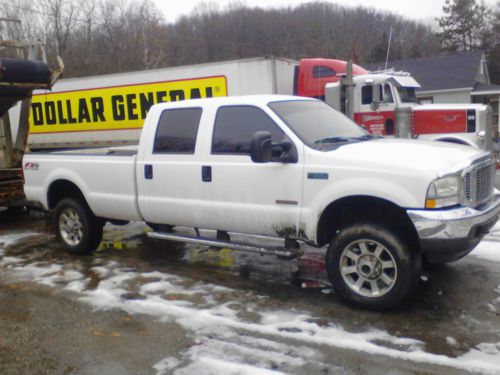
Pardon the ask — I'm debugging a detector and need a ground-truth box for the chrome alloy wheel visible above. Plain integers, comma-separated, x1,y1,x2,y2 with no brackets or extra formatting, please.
58,208,84,246
339,239,397,298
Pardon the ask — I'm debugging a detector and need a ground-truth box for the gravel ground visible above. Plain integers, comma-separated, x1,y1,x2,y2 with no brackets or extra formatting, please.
0,211,499,374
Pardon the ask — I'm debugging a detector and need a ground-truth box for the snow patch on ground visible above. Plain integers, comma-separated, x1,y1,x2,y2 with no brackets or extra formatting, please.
0,231,37,253
171,356,288,375
153,356,180,374
46,264,500,373
0,256,23,267
459,342,500,369
14,263,63,283
471,242,500,263
471,224,500,263
446,336,458,347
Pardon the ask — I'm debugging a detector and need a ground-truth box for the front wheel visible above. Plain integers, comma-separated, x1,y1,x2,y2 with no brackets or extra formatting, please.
53,198,103,255
326,224,419,310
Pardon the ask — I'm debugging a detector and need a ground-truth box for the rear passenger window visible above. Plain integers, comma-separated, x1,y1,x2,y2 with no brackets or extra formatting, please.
212,106,286,155
153,108,202,154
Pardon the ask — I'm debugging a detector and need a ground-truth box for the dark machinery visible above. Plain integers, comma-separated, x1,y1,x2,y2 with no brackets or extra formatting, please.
0,37,63,207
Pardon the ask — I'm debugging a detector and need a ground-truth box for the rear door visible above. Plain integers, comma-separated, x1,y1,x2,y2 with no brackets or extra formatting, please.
137,106,204,226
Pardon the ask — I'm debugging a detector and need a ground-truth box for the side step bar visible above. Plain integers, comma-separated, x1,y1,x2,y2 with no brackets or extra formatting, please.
147,231,302,259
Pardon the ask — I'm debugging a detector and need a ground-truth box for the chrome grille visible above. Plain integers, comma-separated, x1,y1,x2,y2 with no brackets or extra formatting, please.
463,157,494,207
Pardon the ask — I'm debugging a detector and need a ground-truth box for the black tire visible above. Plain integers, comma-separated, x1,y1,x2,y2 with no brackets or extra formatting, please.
53,198,103,255
326,223,419,310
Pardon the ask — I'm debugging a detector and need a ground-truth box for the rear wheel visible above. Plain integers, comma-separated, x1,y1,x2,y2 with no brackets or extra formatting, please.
326,223,419,310
53,198,103,255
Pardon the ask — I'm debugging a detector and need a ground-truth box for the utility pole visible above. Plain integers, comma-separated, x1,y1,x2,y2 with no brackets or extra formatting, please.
384,27,393,70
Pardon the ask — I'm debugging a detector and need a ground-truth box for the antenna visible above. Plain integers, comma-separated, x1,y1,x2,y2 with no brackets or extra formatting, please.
384,27,393,70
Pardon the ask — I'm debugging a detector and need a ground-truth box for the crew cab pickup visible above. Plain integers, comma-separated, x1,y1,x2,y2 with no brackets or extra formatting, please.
23,95,500,310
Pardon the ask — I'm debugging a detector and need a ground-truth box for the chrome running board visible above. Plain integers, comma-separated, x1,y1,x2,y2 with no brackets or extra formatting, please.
147,231,302,259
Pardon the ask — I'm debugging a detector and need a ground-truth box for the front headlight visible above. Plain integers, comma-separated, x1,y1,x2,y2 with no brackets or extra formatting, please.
425,175,462,209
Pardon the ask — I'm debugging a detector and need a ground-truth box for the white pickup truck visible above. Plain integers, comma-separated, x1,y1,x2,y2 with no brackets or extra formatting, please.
23,95,500,310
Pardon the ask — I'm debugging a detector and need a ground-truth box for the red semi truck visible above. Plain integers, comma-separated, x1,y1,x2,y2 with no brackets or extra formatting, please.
296,58,496,155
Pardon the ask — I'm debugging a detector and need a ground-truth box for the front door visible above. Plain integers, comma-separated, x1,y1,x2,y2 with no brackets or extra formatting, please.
195,105,304,238
355,83,396,136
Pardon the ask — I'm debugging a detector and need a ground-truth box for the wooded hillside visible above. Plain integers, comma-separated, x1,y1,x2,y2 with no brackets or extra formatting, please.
0,0,448,78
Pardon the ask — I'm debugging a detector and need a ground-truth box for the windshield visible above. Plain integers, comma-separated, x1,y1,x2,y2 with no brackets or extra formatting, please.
268,100,370,151
396,86,417,103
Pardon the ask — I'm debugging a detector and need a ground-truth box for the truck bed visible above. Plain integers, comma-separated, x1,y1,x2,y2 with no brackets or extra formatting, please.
49,145,138,156
23,146,142,221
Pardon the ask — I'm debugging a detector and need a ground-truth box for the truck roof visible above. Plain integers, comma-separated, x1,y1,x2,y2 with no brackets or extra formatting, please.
352,74,421,88
47,57,299,85
150,95,317,111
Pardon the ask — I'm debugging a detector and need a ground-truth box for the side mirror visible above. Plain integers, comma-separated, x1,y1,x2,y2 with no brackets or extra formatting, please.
477,130,486,146
251,131,272,163
272,140,298,163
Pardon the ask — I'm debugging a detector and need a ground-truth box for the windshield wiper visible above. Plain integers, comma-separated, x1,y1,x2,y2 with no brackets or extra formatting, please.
313,136,350,144
351,134,380,140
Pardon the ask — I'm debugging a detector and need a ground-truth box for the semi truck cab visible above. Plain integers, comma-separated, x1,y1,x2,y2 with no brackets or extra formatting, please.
322,69,496,154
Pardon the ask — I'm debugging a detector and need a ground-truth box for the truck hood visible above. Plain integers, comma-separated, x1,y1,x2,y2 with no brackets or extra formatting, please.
328,138,486,177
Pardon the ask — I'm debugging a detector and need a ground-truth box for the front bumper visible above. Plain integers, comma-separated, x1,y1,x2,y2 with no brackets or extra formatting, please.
407,194,500,263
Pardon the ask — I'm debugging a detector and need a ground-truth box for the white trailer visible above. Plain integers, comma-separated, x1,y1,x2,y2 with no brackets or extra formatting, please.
12,57,296,150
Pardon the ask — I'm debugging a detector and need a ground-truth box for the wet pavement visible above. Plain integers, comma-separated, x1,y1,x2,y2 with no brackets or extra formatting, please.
0,210,499,374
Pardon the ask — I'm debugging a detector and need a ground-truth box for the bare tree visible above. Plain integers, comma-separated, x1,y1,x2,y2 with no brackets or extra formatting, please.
0,0,44,43
3,0,441,77
38,0,79,56
78,0,98,74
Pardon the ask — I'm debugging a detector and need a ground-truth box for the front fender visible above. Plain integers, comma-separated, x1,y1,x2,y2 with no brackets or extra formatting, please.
301,176,425,242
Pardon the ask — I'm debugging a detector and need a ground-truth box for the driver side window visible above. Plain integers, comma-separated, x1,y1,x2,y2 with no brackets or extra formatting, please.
362,84,393,105
211,106,286,155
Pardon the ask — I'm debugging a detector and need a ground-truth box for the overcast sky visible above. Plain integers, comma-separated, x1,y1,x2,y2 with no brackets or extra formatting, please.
152,0,496,23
